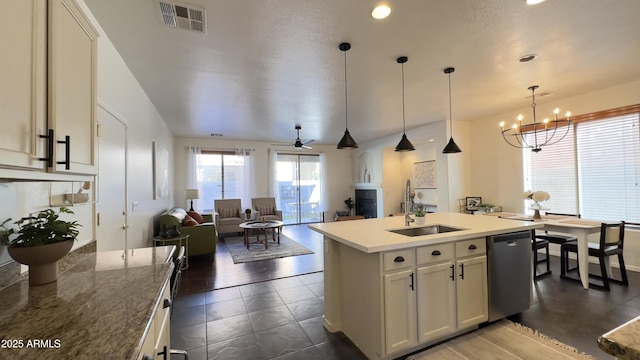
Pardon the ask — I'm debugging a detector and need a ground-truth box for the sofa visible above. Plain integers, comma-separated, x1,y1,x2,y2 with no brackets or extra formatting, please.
159,207,217,258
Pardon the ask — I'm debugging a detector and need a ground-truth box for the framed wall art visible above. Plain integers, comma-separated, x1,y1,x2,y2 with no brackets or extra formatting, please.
153,141,169,199
413,160,436,189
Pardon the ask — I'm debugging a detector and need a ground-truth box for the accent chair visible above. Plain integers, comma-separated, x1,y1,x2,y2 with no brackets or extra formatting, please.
214,199,246,235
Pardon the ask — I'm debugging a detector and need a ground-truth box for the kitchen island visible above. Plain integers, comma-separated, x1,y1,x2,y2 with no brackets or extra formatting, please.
309,212,542,360
0,246,174,359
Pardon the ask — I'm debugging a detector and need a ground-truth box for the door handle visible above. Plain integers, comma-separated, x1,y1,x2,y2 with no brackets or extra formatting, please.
121,224,129,230
409,273,414,291
450,264,455,281
459,263,465,279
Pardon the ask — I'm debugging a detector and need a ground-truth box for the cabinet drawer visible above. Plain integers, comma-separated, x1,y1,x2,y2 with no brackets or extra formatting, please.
456,238,486,258
383,249,415,271
416,243,454,265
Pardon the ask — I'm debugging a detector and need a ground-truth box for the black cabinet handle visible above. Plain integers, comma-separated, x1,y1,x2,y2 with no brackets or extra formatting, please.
459,263,465,279
157,345,167,360
409,273,414,291
450,264,455,281
163,298,172,309
468,244,477,250
57,135,70,170
38,129,54,168
394,256,405,263
431,250,441,256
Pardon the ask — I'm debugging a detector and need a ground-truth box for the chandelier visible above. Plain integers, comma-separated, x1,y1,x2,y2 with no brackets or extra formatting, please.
499,85,571,152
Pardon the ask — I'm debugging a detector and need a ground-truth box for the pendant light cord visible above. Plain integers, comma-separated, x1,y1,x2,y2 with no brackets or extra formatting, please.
344,49,348,128
448,72,453,132
401,62,406,132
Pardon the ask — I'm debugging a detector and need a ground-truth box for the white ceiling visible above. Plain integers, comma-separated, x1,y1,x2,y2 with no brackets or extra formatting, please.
83,0,640,146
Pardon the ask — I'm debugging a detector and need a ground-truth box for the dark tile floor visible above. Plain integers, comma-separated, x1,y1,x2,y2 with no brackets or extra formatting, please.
171,224,640,359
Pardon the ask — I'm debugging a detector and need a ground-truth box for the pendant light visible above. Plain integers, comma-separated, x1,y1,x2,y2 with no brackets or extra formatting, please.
395,56,415,152
442,67,462,153
337,42,358,149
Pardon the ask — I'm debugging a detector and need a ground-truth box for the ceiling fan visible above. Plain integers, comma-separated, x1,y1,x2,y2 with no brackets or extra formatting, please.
293,125,313,149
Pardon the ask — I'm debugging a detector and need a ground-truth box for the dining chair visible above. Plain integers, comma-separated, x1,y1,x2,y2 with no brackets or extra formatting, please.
532,236,551,279
560,221,627,291
536,212,581,245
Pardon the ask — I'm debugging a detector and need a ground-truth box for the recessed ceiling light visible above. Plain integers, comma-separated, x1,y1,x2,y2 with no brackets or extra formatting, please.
372,5,391,20
526,0,546,5
518,54,537,63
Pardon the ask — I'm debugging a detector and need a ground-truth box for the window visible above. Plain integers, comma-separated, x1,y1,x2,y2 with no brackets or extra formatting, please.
524,105,640,222
194,150,252,213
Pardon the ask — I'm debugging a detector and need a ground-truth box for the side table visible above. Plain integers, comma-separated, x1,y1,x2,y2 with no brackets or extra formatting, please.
153,234,190,269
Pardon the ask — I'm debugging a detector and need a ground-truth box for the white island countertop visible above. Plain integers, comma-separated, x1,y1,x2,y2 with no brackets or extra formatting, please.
308,212,543,253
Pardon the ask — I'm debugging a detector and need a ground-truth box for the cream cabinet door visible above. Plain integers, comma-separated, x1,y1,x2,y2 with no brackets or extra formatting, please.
456,255,488,329
383,269,417,355
48,0,98,174
416,262,456,343
154,284,172,359
0,0,47,170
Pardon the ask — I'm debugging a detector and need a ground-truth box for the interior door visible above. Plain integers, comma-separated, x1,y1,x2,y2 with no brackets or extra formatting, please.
96,103,127,251
276,153,322,224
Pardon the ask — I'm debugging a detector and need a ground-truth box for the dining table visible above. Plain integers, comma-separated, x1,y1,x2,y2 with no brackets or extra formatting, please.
486,212,603,289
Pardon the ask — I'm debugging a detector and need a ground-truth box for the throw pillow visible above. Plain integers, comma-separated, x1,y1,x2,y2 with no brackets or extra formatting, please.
187,211,205,224
182,215,198,226
257,205,274,216
220,208,237,218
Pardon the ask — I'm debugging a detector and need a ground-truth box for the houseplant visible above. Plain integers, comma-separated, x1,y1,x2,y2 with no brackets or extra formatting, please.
1,207,81,285
414,205,426,225
344,197,355,215
245,208,252,220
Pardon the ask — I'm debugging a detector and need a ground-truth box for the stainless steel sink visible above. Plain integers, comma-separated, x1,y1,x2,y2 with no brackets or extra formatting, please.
388,225,464,237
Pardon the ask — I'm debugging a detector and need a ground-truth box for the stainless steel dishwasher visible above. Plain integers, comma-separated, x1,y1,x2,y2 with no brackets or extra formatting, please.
486,230,532,322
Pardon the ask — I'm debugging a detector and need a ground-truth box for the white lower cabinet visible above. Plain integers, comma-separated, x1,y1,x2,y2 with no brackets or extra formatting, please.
138,280,172,360
383,268,417,353
382,238,488,357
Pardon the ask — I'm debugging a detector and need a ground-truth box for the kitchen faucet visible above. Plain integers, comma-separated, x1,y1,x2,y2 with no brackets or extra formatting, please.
404,179,414,226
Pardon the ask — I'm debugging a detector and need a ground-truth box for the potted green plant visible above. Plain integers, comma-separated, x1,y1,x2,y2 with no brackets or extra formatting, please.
478,203,495,213
414,205,426,225
344,197,355,215
245,208,252,220
1,207,81,285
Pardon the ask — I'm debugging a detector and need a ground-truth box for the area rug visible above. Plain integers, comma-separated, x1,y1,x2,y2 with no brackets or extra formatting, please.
224,234,314,264
407,320,597,360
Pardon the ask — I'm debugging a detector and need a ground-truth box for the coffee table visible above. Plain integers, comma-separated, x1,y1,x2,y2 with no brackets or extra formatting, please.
239,220,284,249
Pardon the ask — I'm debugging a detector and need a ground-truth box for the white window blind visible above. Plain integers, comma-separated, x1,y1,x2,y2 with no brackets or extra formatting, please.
576,114,640,222
523,130,578,215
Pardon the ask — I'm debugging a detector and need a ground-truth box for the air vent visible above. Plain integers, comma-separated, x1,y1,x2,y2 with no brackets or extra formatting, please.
159,1,206,33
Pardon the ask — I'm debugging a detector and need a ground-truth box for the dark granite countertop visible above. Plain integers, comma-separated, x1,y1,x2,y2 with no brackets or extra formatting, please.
598,315,640,360
0,246,174,359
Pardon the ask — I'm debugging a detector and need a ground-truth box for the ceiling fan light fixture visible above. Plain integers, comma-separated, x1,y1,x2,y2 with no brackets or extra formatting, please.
337,42,358,149
442,67,461,154
395,56,415,152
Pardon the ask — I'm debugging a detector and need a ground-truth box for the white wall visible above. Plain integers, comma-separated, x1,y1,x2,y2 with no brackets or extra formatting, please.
80,1,174,249
173,137,353,221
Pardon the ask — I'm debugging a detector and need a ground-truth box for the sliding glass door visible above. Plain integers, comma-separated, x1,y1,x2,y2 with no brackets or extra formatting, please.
276,153,322,224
